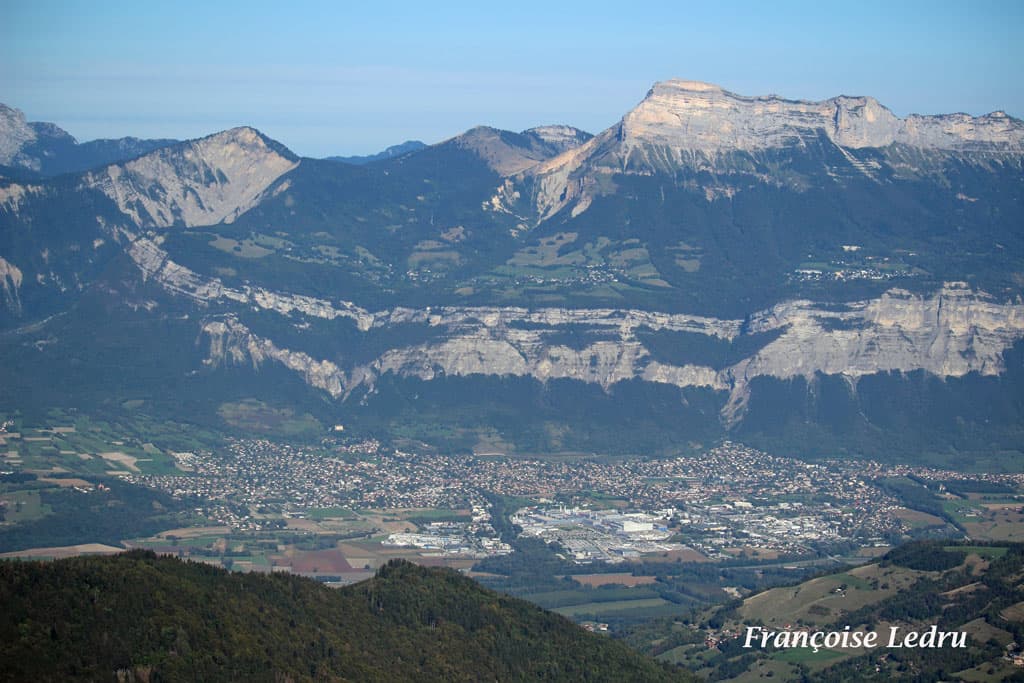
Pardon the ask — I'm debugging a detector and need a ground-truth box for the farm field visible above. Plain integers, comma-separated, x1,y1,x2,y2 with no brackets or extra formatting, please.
525,586,662,609
964,506,1024,541
1000,600,1024,622
738,564,924,626
0,410,196,478
0,490,50,523
954,659,1022,682
553,597,675,618
571,573,659,588
771,648,845,663
892,506,946,528
0,543,123,559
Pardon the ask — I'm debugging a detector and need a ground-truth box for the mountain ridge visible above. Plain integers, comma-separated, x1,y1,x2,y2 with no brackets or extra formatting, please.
325,139,428,165
444,124,593,175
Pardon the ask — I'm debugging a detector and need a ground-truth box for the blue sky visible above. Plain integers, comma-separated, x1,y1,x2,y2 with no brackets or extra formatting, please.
3,0,1023,156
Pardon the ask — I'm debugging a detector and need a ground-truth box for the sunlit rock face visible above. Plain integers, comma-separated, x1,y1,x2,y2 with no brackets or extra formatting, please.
0,104,40,168
0,256,23,314
719,284,1024,421
84,127,298,228
617,80,1024,153
520,80,1024,219
197,274,1024,425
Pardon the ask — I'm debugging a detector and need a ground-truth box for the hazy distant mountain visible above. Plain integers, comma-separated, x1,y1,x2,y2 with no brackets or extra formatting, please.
1,81,1022,463
325,139,427,164
444,124,593,175
0,103,178,177
325,126,593,172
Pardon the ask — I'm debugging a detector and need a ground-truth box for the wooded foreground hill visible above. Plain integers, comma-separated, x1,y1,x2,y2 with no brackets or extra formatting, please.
0,551,694,682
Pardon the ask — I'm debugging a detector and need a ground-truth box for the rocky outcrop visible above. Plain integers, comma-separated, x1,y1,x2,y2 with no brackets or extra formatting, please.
0,105,39,168
84,127,298,228
721,284,1024,421
127,235,248,305
0,256,23,314
374,304,737,338
370,284,1024,421
522,125,594,155
0,106,78,173
372,332,675,390
201,317,349,397
0,182,43,213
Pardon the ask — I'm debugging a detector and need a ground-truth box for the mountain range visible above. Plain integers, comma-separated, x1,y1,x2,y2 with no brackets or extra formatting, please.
1,81,1022,464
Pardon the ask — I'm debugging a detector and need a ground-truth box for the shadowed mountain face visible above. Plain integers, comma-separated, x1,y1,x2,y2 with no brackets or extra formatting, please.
0,551,693,682
0,81,1022,463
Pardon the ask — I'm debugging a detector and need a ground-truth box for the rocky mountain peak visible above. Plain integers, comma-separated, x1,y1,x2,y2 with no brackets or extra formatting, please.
619,80,1024,153
516,80,1024,220
84,126,299,228
522,125,593,153
199,126,296,161
0,105,80,170
29,121,77,144
620,80,898,152
0,104,40,166
451,124,591,176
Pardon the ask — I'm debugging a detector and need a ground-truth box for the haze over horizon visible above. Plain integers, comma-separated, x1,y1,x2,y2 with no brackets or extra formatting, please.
3,0,1023,157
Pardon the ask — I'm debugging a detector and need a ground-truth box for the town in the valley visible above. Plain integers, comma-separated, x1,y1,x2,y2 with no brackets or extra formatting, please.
5,414,1020,585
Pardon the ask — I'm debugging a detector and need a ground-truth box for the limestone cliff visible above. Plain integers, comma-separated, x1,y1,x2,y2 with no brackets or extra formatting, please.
0,182,43,213
119,229,1024,414
721,284,1024,421
0,256,23,314
201,317,350,398
196,276,1024,426
614,80,1023,154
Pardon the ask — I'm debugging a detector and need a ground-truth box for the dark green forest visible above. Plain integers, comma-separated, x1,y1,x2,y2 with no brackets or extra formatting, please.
0,551,696,682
